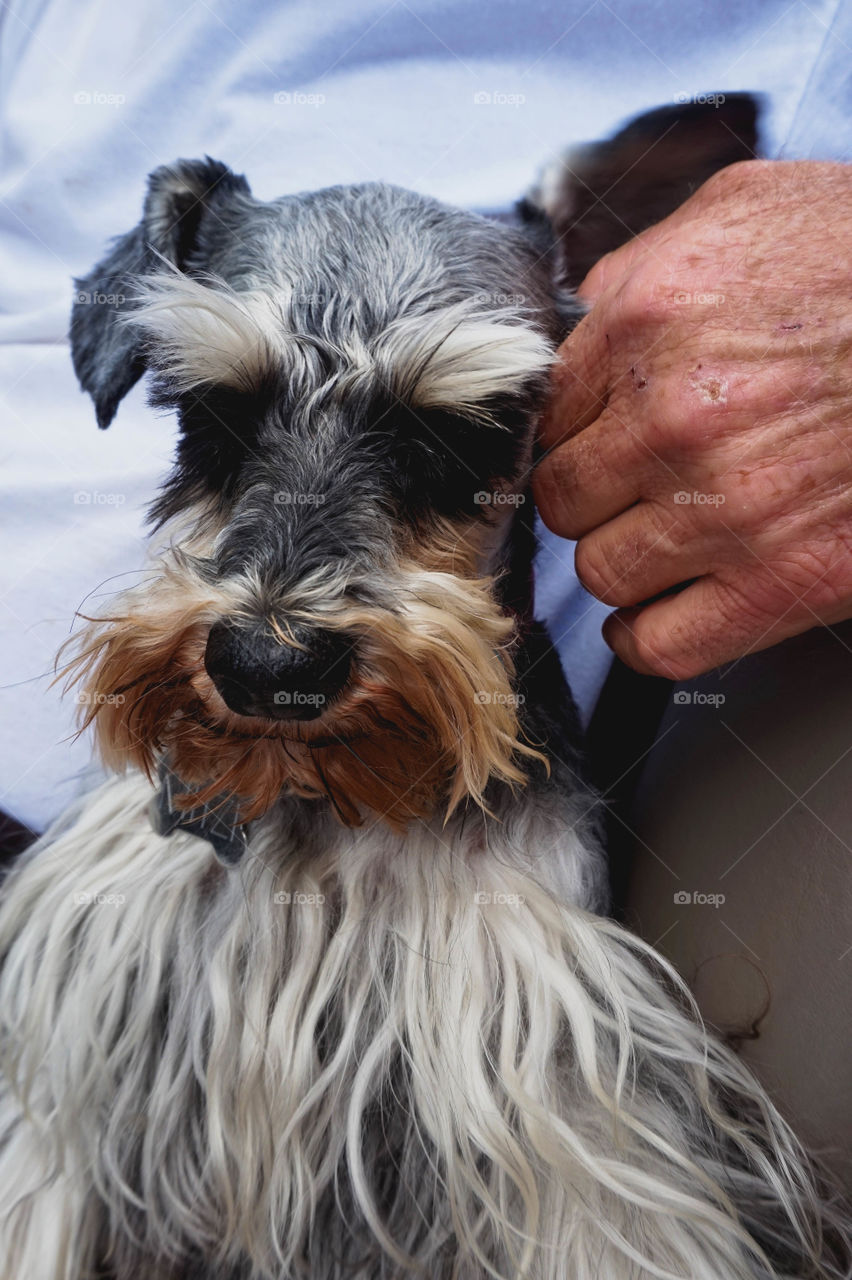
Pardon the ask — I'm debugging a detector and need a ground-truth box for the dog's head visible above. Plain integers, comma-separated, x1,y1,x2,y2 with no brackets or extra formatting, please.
66,97,758,829
67,164,567,826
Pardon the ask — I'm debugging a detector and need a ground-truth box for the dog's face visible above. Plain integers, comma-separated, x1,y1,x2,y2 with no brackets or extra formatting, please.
65,94,760,829
67,161,564,826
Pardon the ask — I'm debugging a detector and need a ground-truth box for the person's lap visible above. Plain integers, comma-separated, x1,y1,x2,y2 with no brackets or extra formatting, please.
615,621,852,1194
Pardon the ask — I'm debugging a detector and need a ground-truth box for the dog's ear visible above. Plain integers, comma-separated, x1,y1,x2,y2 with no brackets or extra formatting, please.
521,93,760,290
70,157,251,428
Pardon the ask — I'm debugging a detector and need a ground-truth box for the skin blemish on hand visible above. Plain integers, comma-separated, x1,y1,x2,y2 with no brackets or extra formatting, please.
630,365,648,390
690,369,728,404
779,321,804,331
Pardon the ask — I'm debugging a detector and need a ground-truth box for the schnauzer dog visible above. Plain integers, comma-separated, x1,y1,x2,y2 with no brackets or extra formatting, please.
0,98,848,1279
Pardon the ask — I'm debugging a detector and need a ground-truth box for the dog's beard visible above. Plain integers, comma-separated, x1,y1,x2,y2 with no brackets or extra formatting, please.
61,532,542,827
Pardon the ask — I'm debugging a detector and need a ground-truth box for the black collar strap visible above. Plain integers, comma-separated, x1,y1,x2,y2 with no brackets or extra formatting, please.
149,759,249,867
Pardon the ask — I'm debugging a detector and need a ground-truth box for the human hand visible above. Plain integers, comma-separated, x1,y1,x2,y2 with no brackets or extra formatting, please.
533,160,852,678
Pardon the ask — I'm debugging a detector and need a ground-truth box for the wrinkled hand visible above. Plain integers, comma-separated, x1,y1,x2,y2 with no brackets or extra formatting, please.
533,160,852,678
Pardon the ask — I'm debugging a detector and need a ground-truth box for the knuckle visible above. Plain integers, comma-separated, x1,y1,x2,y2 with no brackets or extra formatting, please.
697,159,775,201
537,431,623,540
639,497,683,547
580,249,618,298
637,385,732,461
620,410,679,461
553,325,608,403
726,158,778,185
575,535,618,602
757,541,852,615
577,504,682,606
534,453,585,539
614,268,682,331
630,612,706,681
556,435,606,510
696,160,739,198
713,574,777,636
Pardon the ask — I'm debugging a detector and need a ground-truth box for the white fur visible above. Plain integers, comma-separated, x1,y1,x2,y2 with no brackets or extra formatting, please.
125,272,554,411
123,271,284,393
0,772,837,1279
527,148,580,224
376,302,554,412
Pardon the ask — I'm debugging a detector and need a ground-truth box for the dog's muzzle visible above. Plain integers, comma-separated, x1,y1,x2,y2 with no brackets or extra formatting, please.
204,619,353,721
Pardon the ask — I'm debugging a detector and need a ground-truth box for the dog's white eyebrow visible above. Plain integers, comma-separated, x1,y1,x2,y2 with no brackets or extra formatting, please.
123,272,284,393
375,306,555,414
124,272,555,409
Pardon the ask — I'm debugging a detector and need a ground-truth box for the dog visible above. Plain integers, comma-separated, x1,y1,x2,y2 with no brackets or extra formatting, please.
0,97,848,1279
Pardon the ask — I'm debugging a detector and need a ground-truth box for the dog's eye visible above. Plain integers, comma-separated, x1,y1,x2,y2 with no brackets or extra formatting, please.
177,386,263,447
387,402,530,518
148,383,267,525
148,376,267,441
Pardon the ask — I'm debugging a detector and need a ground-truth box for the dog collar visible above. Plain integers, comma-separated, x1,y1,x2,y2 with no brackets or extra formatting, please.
150,760,249,867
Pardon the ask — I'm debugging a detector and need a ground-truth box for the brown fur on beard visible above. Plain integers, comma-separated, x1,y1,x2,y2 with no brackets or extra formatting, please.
60,522,545,827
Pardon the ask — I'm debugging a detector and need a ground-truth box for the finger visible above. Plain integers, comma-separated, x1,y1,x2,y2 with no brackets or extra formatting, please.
600,574,785,680
574,501,713,607
533,411,648,540
539,306,610,452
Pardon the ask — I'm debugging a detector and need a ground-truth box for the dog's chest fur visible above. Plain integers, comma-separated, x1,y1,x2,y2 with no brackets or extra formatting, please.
0,749,603,1277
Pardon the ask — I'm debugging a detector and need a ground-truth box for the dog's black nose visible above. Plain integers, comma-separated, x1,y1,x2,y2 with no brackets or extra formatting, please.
204,620,352,721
